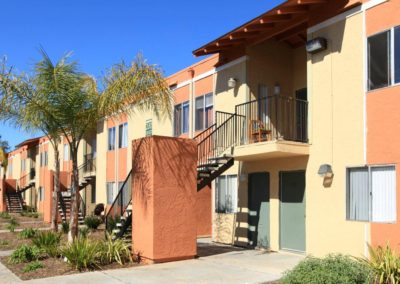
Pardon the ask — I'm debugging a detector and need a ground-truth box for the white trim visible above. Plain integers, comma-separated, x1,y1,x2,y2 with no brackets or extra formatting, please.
176,79,191,89
192,69,215,82
308,0,388,34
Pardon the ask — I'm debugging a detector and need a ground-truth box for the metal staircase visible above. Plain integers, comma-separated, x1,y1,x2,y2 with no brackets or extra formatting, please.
5,191,24,213
196,111,243,191
105,170,133,244
58,191,85,225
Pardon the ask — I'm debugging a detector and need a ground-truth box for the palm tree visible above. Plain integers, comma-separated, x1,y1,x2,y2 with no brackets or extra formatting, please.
0,51,172,241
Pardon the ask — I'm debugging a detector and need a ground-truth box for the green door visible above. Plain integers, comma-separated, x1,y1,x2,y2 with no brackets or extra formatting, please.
280,171,306,252
248,172,270,248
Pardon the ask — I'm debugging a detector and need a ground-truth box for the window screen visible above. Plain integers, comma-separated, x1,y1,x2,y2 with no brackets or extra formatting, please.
368,31,390,90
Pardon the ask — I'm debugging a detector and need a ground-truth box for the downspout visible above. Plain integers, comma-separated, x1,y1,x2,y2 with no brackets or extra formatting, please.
189,69,195,138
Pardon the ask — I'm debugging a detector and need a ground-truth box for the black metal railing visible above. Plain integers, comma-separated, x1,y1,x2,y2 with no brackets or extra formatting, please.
58,192,67,220
197,112,245,167
81,153,96,174
105,170,133,233
235,95,308,145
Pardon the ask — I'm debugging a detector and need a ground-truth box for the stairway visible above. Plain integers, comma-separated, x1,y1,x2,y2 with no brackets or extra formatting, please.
18,182,35,193
112,202,132,247
6,192,23,213
58,191,84,225
197,155,234,190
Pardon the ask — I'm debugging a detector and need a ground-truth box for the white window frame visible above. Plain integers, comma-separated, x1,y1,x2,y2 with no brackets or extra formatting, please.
195,93,214,131
174,101,189,136
118,123,128,149
108,127,116,151
145,119,153,137
215,174,238,214
63,144,69,161
346,164,397,223
367,26,400,91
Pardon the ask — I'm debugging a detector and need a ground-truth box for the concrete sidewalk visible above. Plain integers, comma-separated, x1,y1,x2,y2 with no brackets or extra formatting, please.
1,241,303,284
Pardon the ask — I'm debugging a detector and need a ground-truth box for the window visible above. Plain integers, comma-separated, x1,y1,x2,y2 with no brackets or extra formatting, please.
195,93,213,131
174,101,189,136
145,119,153,137
106,182,115,204
40,152,48,167
38,186,44,201
367,27,400,90
8,162,13,176
347,165,396,223
368,31,390,90
118,123,128,148
108,127,116,151
91,185,96,204
215,175,238,213
21,159,26,172
63,144,69,161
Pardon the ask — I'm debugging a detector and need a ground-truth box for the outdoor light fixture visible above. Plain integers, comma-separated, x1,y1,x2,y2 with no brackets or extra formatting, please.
306,37,327,54
318,164,333,177
228,78,237,88
274,83,281,95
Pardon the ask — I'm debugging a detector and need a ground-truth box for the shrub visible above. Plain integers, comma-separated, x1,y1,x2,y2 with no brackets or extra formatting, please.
99,233,132,265
281,254,372,284
61,222,69,234
32,231,62,257
21,211,39,218
0,240,9,246
22,261,44,273
106,216,121,233
361,244,400,284
6,217,19,232
79,227,90,238
61,237,100,271
84,216,102,230
9,245,42,264
18,228,38,239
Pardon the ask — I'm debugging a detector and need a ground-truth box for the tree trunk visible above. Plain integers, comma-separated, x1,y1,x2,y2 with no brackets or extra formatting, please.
68,147,80,242
50,147,60,232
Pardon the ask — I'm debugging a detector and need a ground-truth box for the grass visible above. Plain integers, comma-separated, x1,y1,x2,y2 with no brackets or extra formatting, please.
22,261,44,273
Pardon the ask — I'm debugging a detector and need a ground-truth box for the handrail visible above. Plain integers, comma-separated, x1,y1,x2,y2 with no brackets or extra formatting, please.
16,168,35,191
105,169,133,233
58,192,67,221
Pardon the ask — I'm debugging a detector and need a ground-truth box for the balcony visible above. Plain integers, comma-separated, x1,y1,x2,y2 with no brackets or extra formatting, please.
233,95,309,161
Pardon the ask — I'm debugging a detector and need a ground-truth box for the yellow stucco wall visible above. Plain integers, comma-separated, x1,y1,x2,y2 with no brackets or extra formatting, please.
306,12,367,257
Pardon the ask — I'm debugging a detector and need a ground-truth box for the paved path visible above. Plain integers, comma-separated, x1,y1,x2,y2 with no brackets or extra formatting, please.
0,241,303,284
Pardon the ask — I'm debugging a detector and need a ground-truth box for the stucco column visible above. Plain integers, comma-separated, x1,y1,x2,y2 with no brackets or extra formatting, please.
131,136,197,263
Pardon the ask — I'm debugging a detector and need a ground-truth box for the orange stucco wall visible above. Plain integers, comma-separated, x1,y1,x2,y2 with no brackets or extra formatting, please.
194,75,213,97
132,136,198,262
366,1,400,249
196,184,212,236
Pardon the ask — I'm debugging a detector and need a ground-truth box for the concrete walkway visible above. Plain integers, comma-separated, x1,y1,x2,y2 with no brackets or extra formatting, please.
0,241,303,284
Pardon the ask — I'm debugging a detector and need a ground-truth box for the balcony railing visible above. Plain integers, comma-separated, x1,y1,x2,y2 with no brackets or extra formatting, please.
80,154,96,177
235,95,308,145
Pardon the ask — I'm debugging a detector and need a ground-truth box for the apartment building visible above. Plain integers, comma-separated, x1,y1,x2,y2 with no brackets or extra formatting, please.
1,0,399,259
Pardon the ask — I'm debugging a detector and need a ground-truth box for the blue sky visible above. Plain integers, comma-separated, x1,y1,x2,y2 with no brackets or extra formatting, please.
0,0,283,149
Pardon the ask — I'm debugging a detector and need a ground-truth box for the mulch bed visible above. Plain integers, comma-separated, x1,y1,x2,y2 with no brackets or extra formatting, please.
0,232,31,250
0,255,140,280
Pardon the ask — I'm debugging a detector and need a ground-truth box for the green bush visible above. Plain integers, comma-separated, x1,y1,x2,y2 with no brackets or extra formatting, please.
106,216,121,233
9,245,42,264
20,211,39,218
361,244,400,284
6,217,19,232
0,240,9,246
79,227,90,238
32,231,61,257
18,228,38,239
61,222,69,234
0,212,10,219
84,216,102,230
99,233,132,265
281,254,372,284
61,237,100,271
22,261,44,273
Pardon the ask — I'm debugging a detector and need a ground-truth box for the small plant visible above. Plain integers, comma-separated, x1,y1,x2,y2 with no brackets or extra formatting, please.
361,244,400,284
61,222,69,234
281,254,372,284
99,233,132,265
0,240,9,246
6,217,19,232
61,237,100,271
79,227,90,238
22,261,44,273
21,211,39,218
84,215,102,230
0,212,11,219
32,231,61,257
106,216,121,233
18,228,38,239
9,245,42,264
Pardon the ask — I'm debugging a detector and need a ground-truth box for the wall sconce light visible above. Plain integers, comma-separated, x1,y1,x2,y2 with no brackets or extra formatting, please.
318,164,333,177
228,78,237,89
306,37,327,54
274,83,281,95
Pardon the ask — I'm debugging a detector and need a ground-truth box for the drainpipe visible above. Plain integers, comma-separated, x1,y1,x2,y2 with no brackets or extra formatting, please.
188,69,195,138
